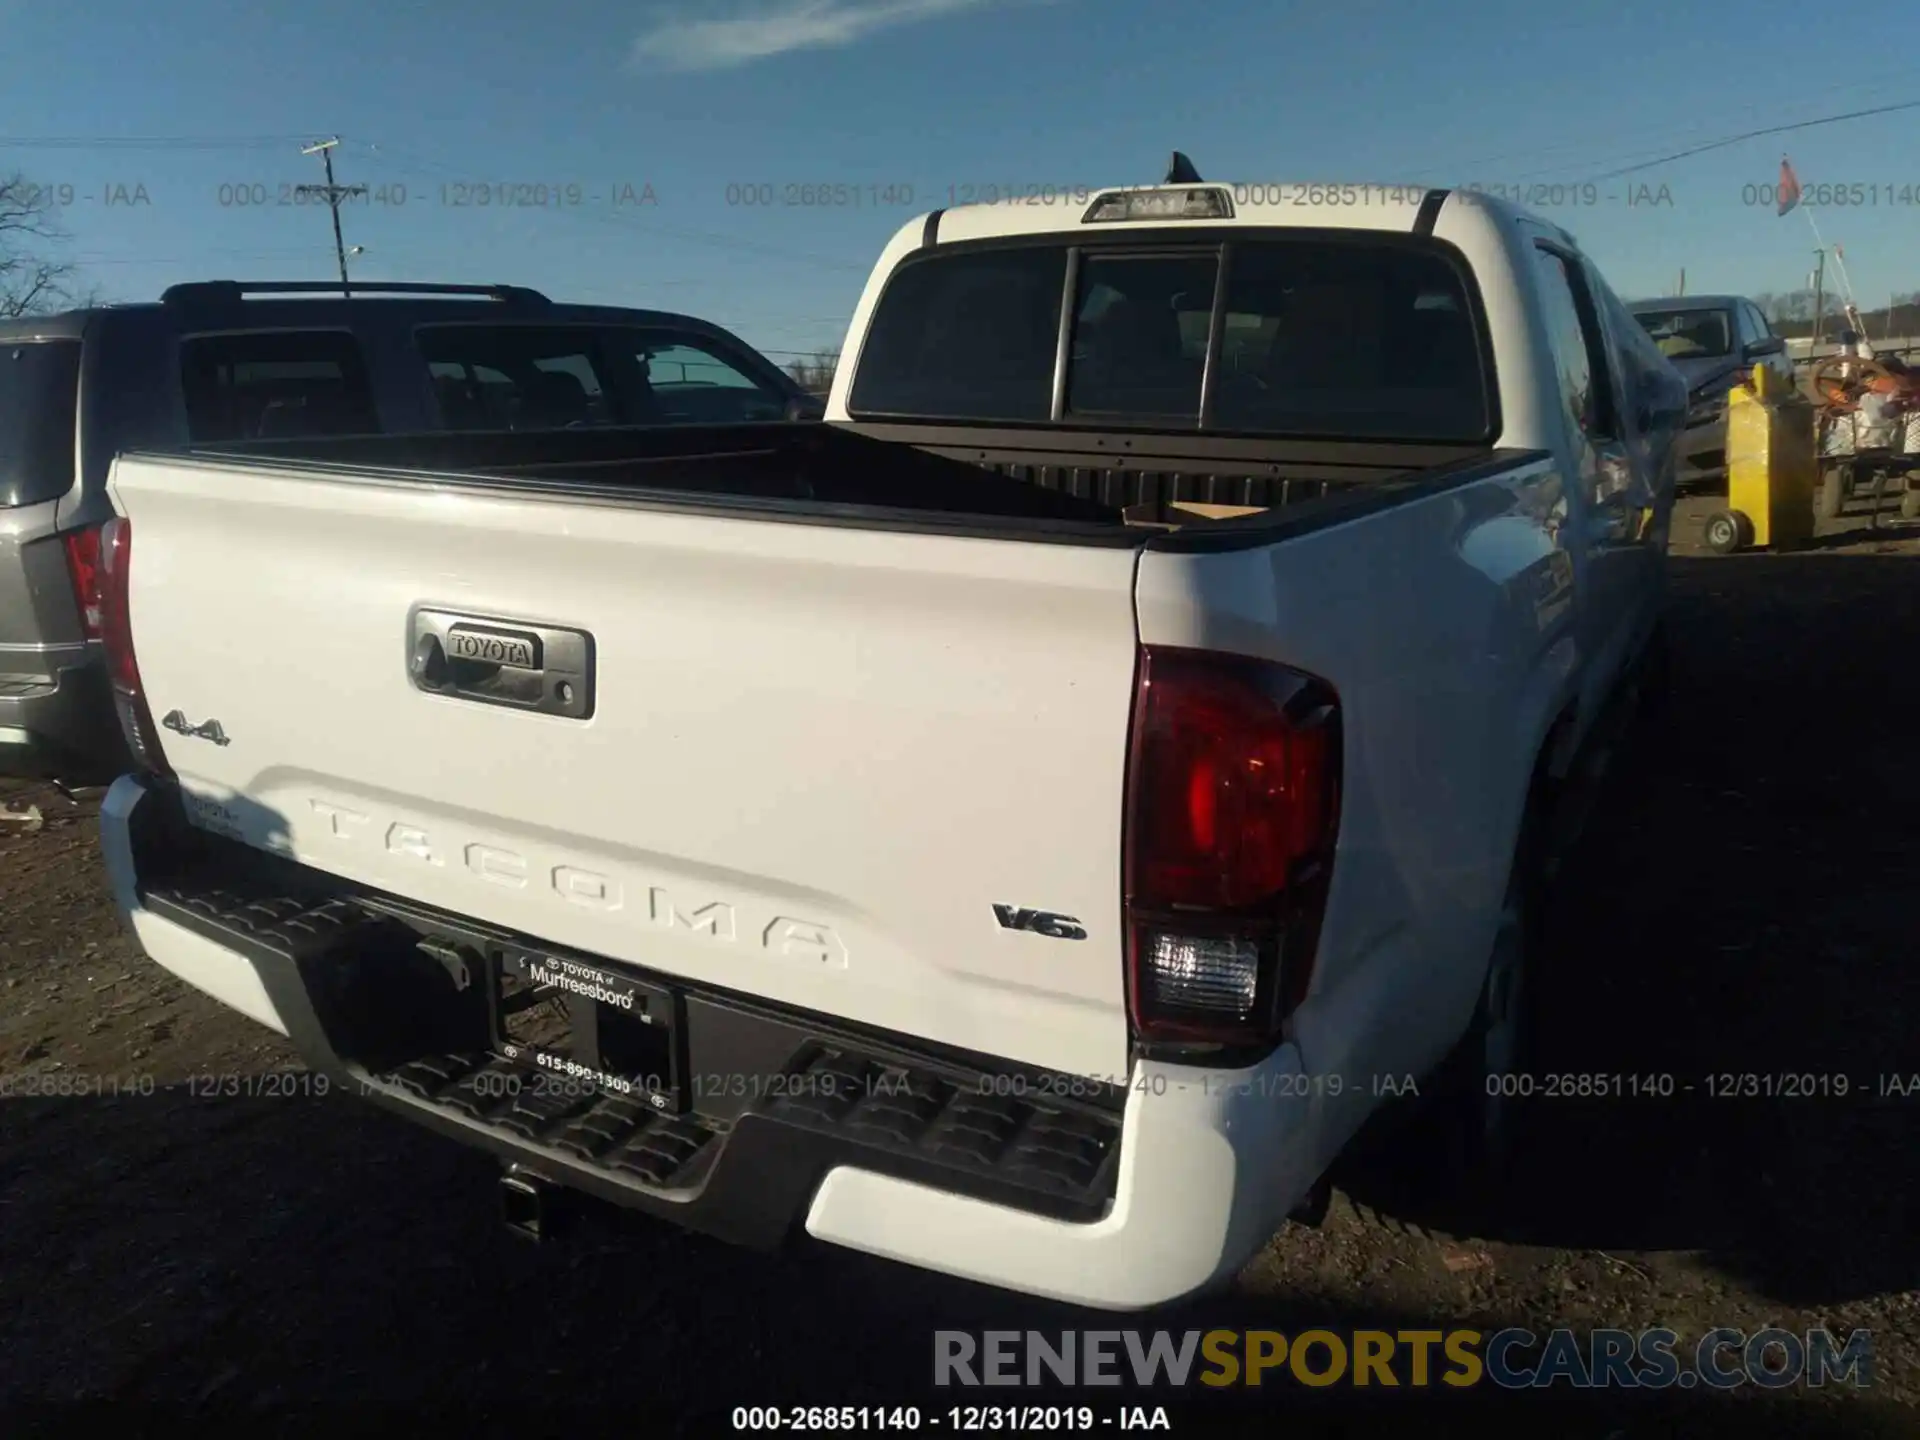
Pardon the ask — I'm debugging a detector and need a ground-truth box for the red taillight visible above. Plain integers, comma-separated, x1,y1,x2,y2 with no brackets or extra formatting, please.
97,517,172,779
62,526,105,640
1123,645,1341,1051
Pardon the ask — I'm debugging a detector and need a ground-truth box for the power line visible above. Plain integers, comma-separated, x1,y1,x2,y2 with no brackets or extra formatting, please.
69,245,345,266
1574,97,1920,183
349,142,870,275
0,134,324,150
1412,66,1920,179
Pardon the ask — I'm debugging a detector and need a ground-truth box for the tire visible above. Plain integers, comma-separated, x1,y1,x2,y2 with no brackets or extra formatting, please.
1816,468,1848,520
1703,509,1751,554
1637,619,1674,721
1430,823,1545,1211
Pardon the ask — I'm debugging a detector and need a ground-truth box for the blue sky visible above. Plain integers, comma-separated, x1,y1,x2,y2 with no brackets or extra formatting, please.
4,0,1919,365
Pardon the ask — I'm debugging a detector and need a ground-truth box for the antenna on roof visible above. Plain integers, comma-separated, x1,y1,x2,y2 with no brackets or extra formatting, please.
1164,151,1202,184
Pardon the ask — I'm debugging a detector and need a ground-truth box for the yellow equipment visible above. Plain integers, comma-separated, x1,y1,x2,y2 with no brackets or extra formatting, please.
1704,363,1816,553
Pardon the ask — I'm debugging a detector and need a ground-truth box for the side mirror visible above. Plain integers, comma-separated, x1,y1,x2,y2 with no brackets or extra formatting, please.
1746,335,1784,359
784,395,825,422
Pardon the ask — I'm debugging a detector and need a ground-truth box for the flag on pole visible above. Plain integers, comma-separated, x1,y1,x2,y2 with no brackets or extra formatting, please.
1777,157,1802,216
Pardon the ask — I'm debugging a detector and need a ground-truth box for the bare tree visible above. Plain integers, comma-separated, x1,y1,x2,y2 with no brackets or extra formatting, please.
1,173,98,318
785,346,840,396
1764,289,1819,326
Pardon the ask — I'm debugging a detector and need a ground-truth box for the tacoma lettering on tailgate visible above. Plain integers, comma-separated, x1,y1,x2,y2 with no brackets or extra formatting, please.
303,799,850,968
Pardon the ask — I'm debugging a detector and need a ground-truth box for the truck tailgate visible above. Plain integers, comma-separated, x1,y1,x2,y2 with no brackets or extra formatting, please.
109,457,1143,1080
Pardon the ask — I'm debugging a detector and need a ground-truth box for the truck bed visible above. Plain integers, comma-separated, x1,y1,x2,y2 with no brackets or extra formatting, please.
837,419,1497,523
209,417,1519,540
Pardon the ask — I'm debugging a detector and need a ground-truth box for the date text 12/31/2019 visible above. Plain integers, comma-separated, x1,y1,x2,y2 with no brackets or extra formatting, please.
972,1071,1420,1102
731,1406,1175,1431
13,182,153,208
212,182,659,210
723,183,1110,209
1460,182,1675,209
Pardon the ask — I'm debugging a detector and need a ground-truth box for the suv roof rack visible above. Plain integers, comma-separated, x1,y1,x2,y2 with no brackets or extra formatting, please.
159,280,551,306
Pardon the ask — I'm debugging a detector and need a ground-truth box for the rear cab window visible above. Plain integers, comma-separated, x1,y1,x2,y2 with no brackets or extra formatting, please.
416,324,791,430
847,235,1493,442
0,340,82,507
179,331,380,442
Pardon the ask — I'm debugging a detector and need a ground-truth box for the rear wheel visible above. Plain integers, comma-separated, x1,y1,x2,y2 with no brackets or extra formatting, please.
1432,823,1544,1209
1461,883,1532,1179
1637,619,1673,720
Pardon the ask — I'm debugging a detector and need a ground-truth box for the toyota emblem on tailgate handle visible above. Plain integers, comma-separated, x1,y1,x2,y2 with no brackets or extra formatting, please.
406,607,595,720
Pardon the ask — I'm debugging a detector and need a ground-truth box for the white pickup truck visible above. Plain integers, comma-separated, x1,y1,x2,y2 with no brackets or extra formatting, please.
95,177,1685,1310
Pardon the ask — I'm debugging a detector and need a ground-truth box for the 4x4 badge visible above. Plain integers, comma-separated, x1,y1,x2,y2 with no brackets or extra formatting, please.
161,710,231,746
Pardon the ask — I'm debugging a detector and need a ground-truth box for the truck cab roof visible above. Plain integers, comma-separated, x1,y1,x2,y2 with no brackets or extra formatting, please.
905,182,1570,248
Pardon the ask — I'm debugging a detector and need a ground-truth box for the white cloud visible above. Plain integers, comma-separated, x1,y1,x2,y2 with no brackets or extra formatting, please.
631,0,1011,72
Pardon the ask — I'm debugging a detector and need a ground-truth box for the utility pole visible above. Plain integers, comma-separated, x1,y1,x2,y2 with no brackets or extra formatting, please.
1676,268,1685,297
1809,248,1826,351
297,138,367,296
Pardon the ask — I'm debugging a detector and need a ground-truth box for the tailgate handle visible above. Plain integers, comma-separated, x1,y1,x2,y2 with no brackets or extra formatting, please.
407,608,594,719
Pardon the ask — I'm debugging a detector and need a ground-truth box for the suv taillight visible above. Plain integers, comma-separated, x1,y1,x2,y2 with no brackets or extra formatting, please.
62,526,105,640
1122,646,1341,1053
97,517,172,780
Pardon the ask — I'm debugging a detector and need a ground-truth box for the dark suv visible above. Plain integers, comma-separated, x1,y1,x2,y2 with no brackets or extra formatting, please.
0,280,821,782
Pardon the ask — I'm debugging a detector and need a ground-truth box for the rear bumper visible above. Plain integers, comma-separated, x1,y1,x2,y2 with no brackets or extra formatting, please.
100,775,1324,1311
0,654,128,782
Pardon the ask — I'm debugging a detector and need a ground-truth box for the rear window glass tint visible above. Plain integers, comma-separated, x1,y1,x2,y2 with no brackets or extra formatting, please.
848,238,1491,440
848,247,1066,422
1209,242,1491,441
1066,253,1217,421
180,331,379,442
0,340,81,507
418,325,619,431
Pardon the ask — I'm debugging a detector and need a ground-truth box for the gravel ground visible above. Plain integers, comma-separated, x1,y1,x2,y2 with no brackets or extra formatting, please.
0,492,1916,1437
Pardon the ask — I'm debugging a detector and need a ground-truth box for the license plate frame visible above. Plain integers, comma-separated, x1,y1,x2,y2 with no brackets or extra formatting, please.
488,944,685,1114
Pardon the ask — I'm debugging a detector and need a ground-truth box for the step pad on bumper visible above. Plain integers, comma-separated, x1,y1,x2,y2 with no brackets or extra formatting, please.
381,1053,723,1188
134,842,1123,1241
766,1049,1116,1200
